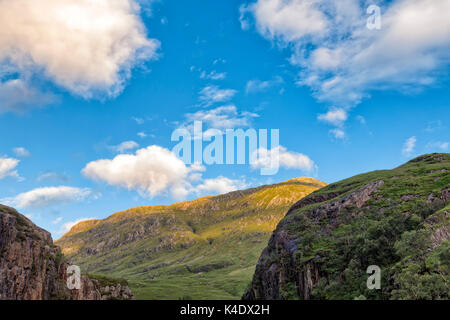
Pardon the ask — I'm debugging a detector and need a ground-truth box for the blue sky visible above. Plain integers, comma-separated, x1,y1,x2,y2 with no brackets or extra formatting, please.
0,0,449,237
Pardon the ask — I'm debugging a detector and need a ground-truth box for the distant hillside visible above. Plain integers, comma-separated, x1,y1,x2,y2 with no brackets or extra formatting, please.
56,177,326,299
244,154,449,300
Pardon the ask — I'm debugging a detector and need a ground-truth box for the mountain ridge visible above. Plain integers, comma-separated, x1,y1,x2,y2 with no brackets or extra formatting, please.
59,177,327,239
56,177,327,299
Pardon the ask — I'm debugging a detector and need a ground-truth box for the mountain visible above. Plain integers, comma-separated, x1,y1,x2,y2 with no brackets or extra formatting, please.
0,205,134,300
56,177,326,299
244,154,449,300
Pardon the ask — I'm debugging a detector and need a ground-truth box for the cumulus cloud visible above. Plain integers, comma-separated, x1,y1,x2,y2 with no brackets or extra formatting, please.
13,147,30,158
402,136,417,156
199,85,237,107
0,157,19,179
194,176,248,195
251,146,316,172
317,108,347,126
109,140,139,153
82,145,204,199
1,186,93,209
0,0,160,111
241,0,328,42
242,0,450,126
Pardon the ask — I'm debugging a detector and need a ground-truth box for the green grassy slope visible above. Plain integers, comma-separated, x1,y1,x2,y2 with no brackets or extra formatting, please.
245,153,449,300
56,177,326,299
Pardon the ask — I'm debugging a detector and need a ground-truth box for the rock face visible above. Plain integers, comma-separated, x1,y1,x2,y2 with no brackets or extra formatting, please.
244,153,450,300
0,205,134,300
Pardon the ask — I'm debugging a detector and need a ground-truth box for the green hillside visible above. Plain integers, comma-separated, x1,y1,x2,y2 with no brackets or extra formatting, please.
244,154,449,300
56,177,326,299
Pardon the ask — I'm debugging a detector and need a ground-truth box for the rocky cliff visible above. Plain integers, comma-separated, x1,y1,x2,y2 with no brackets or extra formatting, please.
243,154,450,300
0,205,134,300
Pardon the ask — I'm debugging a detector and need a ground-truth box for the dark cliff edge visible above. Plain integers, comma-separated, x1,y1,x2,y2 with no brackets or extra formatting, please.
0,205,134,300
243,153,450,300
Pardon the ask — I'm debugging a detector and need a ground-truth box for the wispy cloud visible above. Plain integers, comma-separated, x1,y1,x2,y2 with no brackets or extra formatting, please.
317,108,347,127
13,147,30,158
0,156,20,179
246,76,283,94
426,141,449,151
402,136,417,156
198,85,237,107
0,79,57,114
109,141,140,153
330,128,346,140
242,0,450,130
1,186,94,209
200,70,227,80
37,172,69,183
185,105,258,130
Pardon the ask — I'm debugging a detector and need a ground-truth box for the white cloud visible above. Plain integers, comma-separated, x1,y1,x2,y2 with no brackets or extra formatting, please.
425,120,445,133
243,0,450,123
1,186,93,209
0,157,19,179
185,105,258,130
330,128,346,140
0,0,160,108
37,172,69,182
132,117,145,124
241,0,328,42
213,58,227,65
137,132,147,138
252,146,315,172
52,217,63,225
109,140,139,153
200,70,227,80
13,147,30,158
59,217,97,235
199,85,237,106
355,115,366,125
194,176,248,195
426,141,449,151
317,108,347,126
402,136,417,156
246,76,283,94
0,79,56,114
82,145,203,199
